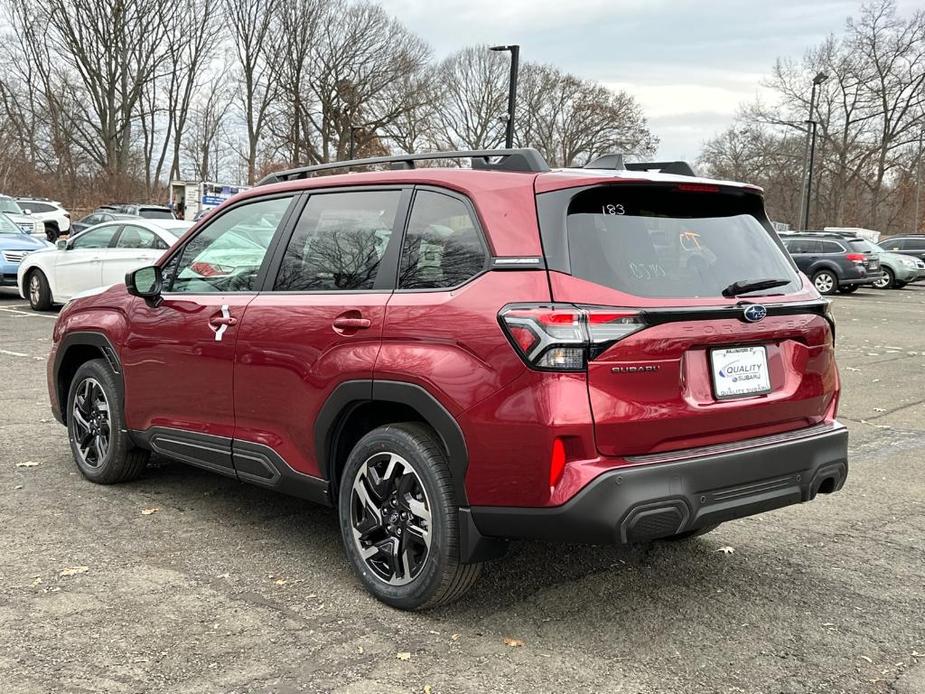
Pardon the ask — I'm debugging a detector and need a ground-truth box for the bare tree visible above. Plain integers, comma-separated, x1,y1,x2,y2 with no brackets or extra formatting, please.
225,0,282,184
434,46,509,151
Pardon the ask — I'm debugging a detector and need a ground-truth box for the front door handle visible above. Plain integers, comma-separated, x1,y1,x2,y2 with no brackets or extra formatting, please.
209,305,237,342
333,317,371,330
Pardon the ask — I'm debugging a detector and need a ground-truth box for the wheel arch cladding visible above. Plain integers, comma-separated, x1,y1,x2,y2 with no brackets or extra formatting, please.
316,380,470,506
55,332,123,425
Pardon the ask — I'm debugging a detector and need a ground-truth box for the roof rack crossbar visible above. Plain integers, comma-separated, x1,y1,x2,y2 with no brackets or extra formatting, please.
258,148,550,185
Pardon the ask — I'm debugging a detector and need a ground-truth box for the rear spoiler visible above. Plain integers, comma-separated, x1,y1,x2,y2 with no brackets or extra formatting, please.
584,153,697,177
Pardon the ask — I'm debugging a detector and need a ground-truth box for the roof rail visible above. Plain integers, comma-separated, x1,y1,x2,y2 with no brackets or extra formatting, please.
584,154,697,178
257,148,550,186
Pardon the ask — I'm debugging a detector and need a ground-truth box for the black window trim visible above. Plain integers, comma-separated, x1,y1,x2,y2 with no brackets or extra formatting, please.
158,191,302,296
259,184,412,295
393,185,493,294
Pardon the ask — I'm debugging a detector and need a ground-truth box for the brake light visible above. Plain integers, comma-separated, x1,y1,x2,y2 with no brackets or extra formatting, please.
676,183,721,193
499,303,647,371
845,253,865,264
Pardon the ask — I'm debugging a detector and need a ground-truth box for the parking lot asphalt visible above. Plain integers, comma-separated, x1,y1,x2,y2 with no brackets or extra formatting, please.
1,286,923,694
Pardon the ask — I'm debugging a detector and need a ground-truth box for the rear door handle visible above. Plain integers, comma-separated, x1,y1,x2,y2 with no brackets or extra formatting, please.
333,317,371,330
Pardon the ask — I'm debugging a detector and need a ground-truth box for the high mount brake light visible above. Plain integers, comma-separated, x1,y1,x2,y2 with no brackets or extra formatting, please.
676,183,721,193
499,304,647,371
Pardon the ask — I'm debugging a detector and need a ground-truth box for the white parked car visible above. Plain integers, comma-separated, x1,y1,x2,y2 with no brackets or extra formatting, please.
0,194,45,240
16,198,72,239
17,218,191,310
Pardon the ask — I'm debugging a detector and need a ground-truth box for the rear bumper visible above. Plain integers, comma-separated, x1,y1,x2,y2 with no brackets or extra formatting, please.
470,422,848,545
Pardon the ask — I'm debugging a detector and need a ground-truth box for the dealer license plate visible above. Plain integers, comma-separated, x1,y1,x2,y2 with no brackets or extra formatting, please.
710,346,771,399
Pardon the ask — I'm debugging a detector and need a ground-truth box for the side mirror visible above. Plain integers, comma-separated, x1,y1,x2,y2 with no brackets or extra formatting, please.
126,265,162,300
56,239,68,250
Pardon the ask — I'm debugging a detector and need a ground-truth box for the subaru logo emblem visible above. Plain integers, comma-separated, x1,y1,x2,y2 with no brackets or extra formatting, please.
743,304,767,323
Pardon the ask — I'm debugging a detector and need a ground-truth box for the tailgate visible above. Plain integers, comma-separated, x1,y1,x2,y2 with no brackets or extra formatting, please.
587,309,837,456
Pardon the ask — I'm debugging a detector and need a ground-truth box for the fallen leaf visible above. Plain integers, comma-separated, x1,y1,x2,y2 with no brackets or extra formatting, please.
274,578,287,586
716,546,735,555
141,507,159,515
424,686,432,694
15,461,39,468
396,651,411,661
450,633,460,641
31,577,42,587
859,655,873,663
14,485,23,490
872,408,886,413
59,566,89,577
503,637,524,647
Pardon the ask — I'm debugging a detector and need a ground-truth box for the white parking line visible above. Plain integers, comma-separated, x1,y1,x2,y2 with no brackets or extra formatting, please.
0,307,56,319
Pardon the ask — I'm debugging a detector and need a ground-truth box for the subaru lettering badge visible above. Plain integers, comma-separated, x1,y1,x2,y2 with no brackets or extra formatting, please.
743,304,767,323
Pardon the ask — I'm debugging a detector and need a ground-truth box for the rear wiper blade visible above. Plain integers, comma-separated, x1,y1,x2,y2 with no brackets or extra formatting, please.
721,278,791,298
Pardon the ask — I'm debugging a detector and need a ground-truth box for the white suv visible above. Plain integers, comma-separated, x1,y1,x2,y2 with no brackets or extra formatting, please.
0,195,45,240
16,198,71,239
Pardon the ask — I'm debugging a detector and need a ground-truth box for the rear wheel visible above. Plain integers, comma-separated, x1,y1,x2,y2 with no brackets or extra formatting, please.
338,422,481,610
27,270,53,311
66,359,149,484
812,270,837,295
873,268,894,289
837,285,859,294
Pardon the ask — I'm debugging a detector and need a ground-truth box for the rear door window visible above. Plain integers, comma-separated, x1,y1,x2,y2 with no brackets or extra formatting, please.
274,190,401,291
558,185,800,298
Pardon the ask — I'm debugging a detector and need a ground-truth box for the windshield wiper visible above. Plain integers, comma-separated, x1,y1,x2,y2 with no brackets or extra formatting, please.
721,278,791,298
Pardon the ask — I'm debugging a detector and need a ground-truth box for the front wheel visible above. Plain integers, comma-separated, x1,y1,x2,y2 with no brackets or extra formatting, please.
338,422,481,610
812,270,838,295
873,268,894,289
66,359,149,484
27,270,53,311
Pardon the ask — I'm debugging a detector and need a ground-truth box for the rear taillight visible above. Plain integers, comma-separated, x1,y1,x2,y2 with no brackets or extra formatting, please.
845,253,865,264
499,303,646,371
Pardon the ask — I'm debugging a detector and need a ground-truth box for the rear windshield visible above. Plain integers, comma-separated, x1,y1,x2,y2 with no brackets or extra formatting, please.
562,185,800,298
140,208,174,219
848,239,878,253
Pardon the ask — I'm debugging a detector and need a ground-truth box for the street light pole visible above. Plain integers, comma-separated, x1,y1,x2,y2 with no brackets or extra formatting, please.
490,45,520,149
801,72,828,230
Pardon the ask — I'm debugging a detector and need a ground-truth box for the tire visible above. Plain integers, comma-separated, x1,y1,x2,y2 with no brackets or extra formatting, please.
44,222,59,243
338,422,482,610
27,269,53,311
812,270,838,295
873,268,894,289
66,359,149,484
895,281,907,289
662,523,720,541
837,285,859,294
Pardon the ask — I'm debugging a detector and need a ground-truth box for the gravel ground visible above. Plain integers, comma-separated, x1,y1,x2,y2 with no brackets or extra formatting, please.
1,285,923,694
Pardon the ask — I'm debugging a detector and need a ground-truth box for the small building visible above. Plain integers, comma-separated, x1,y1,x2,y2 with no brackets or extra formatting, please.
169,181,250,221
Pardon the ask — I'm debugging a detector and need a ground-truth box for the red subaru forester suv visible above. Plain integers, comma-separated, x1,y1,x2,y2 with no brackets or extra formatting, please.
49,149,848,609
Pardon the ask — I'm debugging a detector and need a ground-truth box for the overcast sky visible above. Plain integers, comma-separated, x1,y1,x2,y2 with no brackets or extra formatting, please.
388,0,919,161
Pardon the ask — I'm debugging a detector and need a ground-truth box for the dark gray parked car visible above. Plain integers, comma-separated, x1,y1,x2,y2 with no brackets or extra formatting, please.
781,233,883,295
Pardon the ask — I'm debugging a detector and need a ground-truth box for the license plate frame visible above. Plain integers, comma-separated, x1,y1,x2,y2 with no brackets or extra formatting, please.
709,345,772,400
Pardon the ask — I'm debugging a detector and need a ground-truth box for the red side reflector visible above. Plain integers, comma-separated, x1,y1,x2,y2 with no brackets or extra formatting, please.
676,183,721,193
549,438,566,488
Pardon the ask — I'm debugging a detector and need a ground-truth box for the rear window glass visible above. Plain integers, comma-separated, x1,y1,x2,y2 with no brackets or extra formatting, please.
139,209,174,220
562,185,800,298
848,239,877,253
